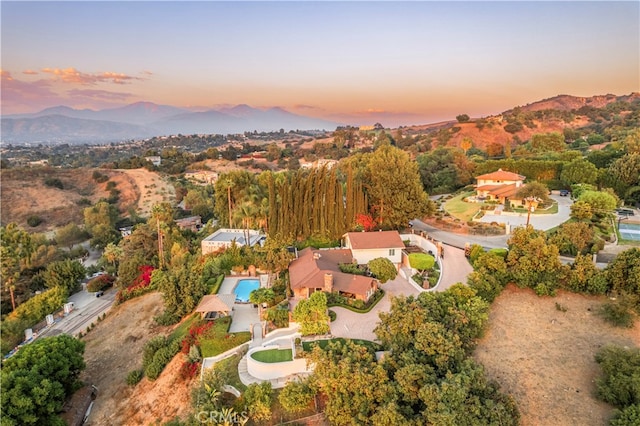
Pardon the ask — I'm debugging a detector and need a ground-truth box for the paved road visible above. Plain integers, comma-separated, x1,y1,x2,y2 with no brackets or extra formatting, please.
478,194,573,230
38,289,115,339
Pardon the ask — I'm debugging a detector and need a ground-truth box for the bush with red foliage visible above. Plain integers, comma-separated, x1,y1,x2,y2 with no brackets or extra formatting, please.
356,213,377,232
180,360,200,379
116,265,155,304
180,321,213,354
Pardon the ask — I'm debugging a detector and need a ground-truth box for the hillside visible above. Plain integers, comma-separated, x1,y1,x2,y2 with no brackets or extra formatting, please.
403,92,639,150
0,167,174,231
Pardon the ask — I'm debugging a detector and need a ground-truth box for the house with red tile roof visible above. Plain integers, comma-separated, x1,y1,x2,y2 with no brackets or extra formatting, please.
343,230,404,269
475,169,526,205
288,248,378,302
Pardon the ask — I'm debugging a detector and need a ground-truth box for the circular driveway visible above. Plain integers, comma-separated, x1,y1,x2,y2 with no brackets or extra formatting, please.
329,275,420,342
478,194,573,231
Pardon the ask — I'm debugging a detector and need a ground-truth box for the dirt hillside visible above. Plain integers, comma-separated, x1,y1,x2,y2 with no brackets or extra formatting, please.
0,167,174,231
474,285,639,426
82,292,194,425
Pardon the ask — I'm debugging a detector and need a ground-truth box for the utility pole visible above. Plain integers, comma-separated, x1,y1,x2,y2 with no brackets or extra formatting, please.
525,196,538,227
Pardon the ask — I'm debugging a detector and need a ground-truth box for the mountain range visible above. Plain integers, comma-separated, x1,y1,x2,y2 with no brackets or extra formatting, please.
0,102,339,144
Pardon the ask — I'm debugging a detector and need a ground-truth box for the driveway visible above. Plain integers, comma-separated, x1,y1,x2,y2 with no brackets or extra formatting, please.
329,275,420,342
478,194,573,231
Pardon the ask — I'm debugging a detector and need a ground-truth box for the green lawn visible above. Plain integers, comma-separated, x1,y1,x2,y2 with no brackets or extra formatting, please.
302,338,382,353
199,316,251,358
444,191,482,222
250,348,293,363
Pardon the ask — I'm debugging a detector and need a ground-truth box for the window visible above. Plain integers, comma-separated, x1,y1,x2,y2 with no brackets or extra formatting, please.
389,249,395,256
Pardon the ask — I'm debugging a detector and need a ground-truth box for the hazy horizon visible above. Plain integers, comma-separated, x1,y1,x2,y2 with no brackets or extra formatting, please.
2,1,638,127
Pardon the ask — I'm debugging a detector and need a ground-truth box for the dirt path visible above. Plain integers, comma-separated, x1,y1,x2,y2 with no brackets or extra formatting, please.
81,292,193,425
474,285,639,426
118,168,176,217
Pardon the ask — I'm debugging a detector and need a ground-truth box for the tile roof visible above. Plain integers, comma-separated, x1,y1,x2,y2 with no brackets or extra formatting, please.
289,248,377,297
345,230,404,250
475,168,525,182
195,294,235,313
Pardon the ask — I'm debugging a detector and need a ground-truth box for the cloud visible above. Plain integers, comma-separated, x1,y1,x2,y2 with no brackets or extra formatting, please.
22,69,39,75
292,104,323,111
41,67,143,85
67,89,133,101
1,70,67,113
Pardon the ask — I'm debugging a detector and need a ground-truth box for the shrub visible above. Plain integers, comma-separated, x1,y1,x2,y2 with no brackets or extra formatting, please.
600,300,635,328
154,311,180,326
595,345,640,407
328,310,337,322
86,274,115,292
611,404,640,426
279,379,315,413
338,263,366,275
26,215,43,227
126,369,144,386
44,177,63,189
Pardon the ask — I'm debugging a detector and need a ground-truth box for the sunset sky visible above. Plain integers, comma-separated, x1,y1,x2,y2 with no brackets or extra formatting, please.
2,1,638,126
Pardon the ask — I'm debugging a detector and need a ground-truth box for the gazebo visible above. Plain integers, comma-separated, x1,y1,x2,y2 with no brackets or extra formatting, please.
195,294,235,320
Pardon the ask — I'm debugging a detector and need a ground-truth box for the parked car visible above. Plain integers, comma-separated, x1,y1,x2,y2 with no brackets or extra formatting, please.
95,291,104,298
559,190,570,196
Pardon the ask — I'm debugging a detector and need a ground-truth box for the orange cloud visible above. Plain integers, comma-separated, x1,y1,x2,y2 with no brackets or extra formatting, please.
22,69,39,75
41,67,143,85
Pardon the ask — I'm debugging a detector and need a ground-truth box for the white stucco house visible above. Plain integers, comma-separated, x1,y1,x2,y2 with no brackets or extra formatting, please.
201,228,265,255
342,230,405,269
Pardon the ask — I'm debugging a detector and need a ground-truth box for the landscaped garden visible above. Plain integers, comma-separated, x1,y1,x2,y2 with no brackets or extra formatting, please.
443,191,483,221
198,316,251,358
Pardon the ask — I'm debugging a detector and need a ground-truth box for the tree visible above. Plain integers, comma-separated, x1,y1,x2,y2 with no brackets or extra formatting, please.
566,253,607,294
1,335,85,426
278,379,315,413
365,145,433,228
531,132,565,152
292,291,330,336
570,200,594,221
595,345,640,408
578,190,618,213
308,340,391,425
55,223,88,250
603,248,640,299
456,114,470,123
249,287,276,306
367,257,397,283
83,201,119,248
506,225,566,295
41,259,86,292
102,242,123,273
515,181,550,203
549,222,594,255
242,382,273,422
560,158,599,186
408,253,435,272
1,224,33,311
460,137,473,154
467,251,509,302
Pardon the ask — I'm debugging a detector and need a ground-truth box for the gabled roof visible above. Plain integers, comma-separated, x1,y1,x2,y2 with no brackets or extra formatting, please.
345,230,404,250
195,294,235,313
289,248,376,297
475,168,525,182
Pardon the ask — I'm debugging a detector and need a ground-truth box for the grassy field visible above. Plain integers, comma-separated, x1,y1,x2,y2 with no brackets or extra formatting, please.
250,348,293,363
167,313,200,343
443,191,482,221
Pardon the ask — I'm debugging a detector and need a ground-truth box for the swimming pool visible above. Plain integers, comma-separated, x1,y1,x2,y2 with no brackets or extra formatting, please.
619,223,640,241
234,279,260,303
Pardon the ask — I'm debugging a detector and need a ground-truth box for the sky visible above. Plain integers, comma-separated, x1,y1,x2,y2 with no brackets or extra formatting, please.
1,1,639,126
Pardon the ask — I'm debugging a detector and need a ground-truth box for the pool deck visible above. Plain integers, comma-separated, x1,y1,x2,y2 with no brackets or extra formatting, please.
219,276,262,333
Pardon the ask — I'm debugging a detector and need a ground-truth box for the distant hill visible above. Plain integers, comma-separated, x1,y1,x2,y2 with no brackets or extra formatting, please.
1,102,339,144
505,92,640,114
403,92,640,150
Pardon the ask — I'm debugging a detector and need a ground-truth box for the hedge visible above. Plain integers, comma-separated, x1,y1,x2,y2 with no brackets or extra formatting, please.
86,274,115,292
1,287,68,355
327,289,385,314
